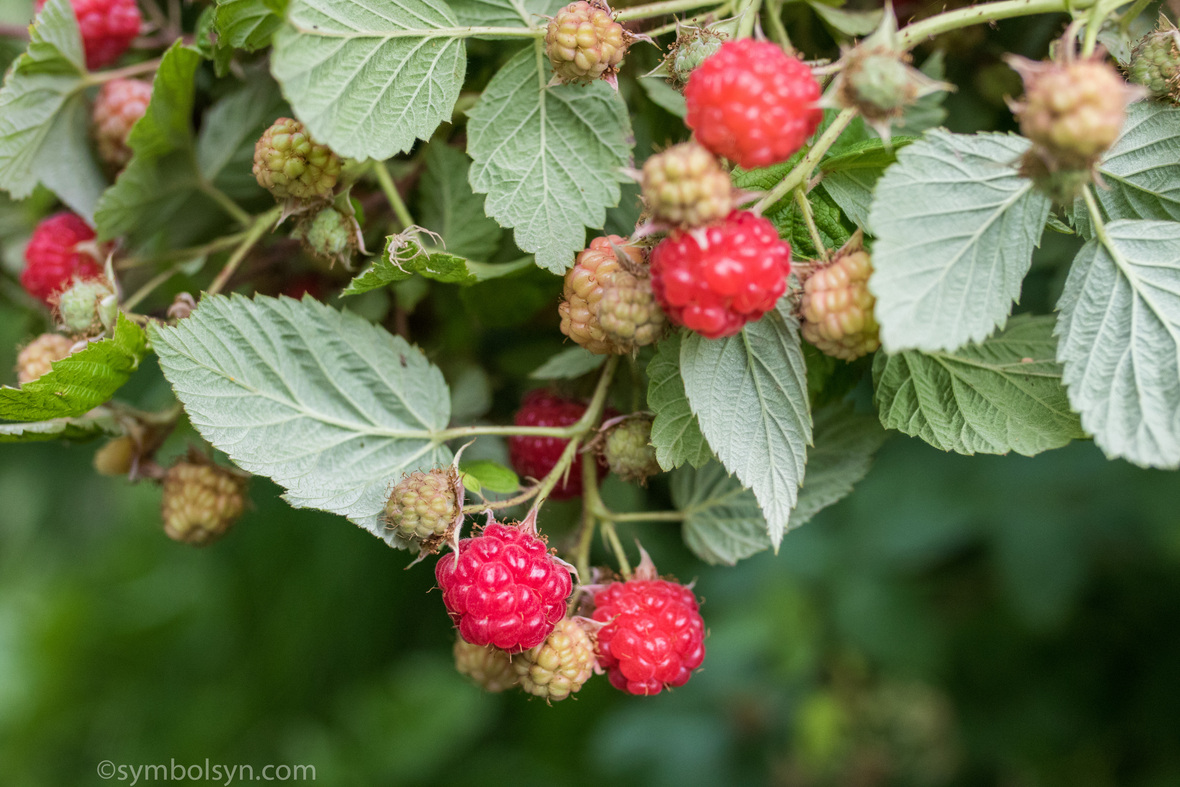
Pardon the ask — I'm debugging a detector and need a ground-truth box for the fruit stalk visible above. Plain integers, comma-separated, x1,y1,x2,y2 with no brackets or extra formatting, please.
896,0,1100,51
755,107,859,215
615,0,727,22
373,161,415,231
207,207,281,295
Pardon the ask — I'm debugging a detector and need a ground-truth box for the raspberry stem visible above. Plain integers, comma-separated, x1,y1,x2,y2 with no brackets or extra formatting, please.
1081,185,1130,275
615,0,728,22
896,0,1100,51
795,187,827,257
754,107,859,216
82,58,163,87
1081,0,1125,56
373,161,415,231
207,207,282,295
735,0,763,39
601,520,632,578
199,182,253,228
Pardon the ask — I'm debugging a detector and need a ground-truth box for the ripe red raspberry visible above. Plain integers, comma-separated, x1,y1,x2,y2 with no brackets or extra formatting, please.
21,212,105,306
650,210,791,339
591,558,705,695
508,390,607,500
92,78,151,168
435,511,574,653
37,0,142,71
684,39,822,169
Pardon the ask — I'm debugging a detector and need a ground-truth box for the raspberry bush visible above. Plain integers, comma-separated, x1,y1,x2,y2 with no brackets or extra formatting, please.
1,0,1180,712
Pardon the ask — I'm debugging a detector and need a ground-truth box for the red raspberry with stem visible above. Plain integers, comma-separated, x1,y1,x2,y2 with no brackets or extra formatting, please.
591,550,705,696
21,212,105,306
684,39,822,169
650,210,791,339
508,390,607,500
435,510,574,653
92,78,152,168
37,0,142,71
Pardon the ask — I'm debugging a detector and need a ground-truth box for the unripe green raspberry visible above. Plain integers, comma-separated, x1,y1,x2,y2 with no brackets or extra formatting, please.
546,0,628,85
559,235,646,355
253,118,342,201
453,638,518,693
669,28,724,86
642,142,735,227
52,277,117,336
513,617,598,701
839,50,917,121
1128,27,1180,101
801,250,880,362
94,436,136,477
161,459,248,546
297,206,356,265
383,469,460,553
598,273,667,352
16,333,75,385
603,416,661,484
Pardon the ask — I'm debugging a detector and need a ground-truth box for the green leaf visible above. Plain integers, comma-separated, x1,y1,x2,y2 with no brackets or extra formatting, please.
673,461,769,566
530,346,606,380
868,131,1051,352
447,0,561,29
680,304,811,546
460,459,520,494
1056,220,1180,468
818,138,911,230
790,402,887,528
419,143,501,261
873,314,1083,456
0,415,116,443
0,0,106,219
735,161,853,257
0,313,147,422
807,0,882,36
271,0,466,160
468,45,633,274
215,0,289,51
343,237,533,295
198,67,288,202
646,333,711,470
150,295,454,544
638,76,686,118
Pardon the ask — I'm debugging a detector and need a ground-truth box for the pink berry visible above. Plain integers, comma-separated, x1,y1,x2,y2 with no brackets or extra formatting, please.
21,213,105,306
37,0,142,71
92,78,152,168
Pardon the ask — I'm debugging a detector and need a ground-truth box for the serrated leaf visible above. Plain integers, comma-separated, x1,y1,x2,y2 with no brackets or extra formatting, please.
0,0,106,219
0,415,116,443
868,131,1051,352
468,45,633,274
151,295,453,544
215,0,289,51
790,401,887,527
680,304,811,546
530,346,606,380
343,237,532,295
818,138,911,230
673,461,769,566
1056,220,1180,468
447,0,561,30
271,0,466,160
734,162,852,257
646,333,711,470
0,313,147,422
460,459,519,494
419,143,501,261
873,314,1083,456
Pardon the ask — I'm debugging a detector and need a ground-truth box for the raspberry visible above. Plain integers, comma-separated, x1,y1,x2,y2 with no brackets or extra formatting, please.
650,210,791,339
15,333,75,385
383,469,460,553
434,512,574,652
1128,26,1180,101
545,0,628,85
558,235,645,356
591,559,705,695
37,0,141,70
1009,56,1139,171
296,206,356,265
21,213,105,306
253,118,342,202
507,390,607,500
92,78,151,168
513,617,598,701
641,142,735,227
52,276,117,336
598,272,667,350
161,459,248,546
93,435,136,477
668,27,725,86
603,416,661,484
453,638,518,692
684,39,822,169
801,249,880,361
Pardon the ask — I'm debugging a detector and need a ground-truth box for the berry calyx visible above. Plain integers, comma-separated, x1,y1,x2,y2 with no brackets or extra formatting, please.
591,553,705,696
92,78,152,169
839,49,921,122
603,416,661,484
435,511,574,653
513,617,599,701
508,390,607,500
650,210,792,339
598,272,667,351
684,39,822,169
641,141,735,228
453,638,518,693
1128,23,1180,102
52,276,117,336
21,212,105,306
800,247,880,361
559,235,646,355
545,0,629,86
667,27,725,87
37,0,142,70
383,468,461,553
253,118,342,202
15,333,76,385
161,457,249,547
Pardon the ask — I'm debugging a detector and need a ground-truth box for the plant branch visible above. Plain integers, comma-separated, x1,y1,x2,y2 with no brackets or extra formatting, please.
122,267,179,311
795,187,827,256
199,182,253,227
1081,0,1126,56
754,107,858,215
897,0,1100,50
616,0,727,22
735,0,763,38
206,209,279,295
373,161,415,230
601,521,632,578
82,57,163,86
116,231,253,270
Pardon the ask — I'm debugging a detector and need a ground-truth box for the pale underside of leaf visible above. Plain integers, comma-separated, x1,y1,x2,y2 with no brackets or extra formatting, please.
673,462,768,566
1083,102,1180,229
646,333,711,470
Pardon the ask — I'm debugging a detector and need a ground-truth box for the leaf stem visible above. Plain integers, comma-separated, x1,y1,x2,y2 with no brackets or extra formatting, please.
200,182,253,227
206,208,279,295
1080,0,1124,56
754,107,858,215
897,0,1099,50
601,521,632,578
795,187,827,256
122,267,179,311
82,57,163,86
616,0,728,22
765,0,792,49
373,161,416,231
735,0,763,38
116,230,253,270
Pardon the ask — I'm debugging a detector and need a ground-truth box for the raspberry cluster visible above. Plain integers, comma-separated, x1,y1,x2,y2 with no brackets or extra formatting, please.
545,0,628,85
559,235,646,355
800,249,881,361
508,390,606,500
